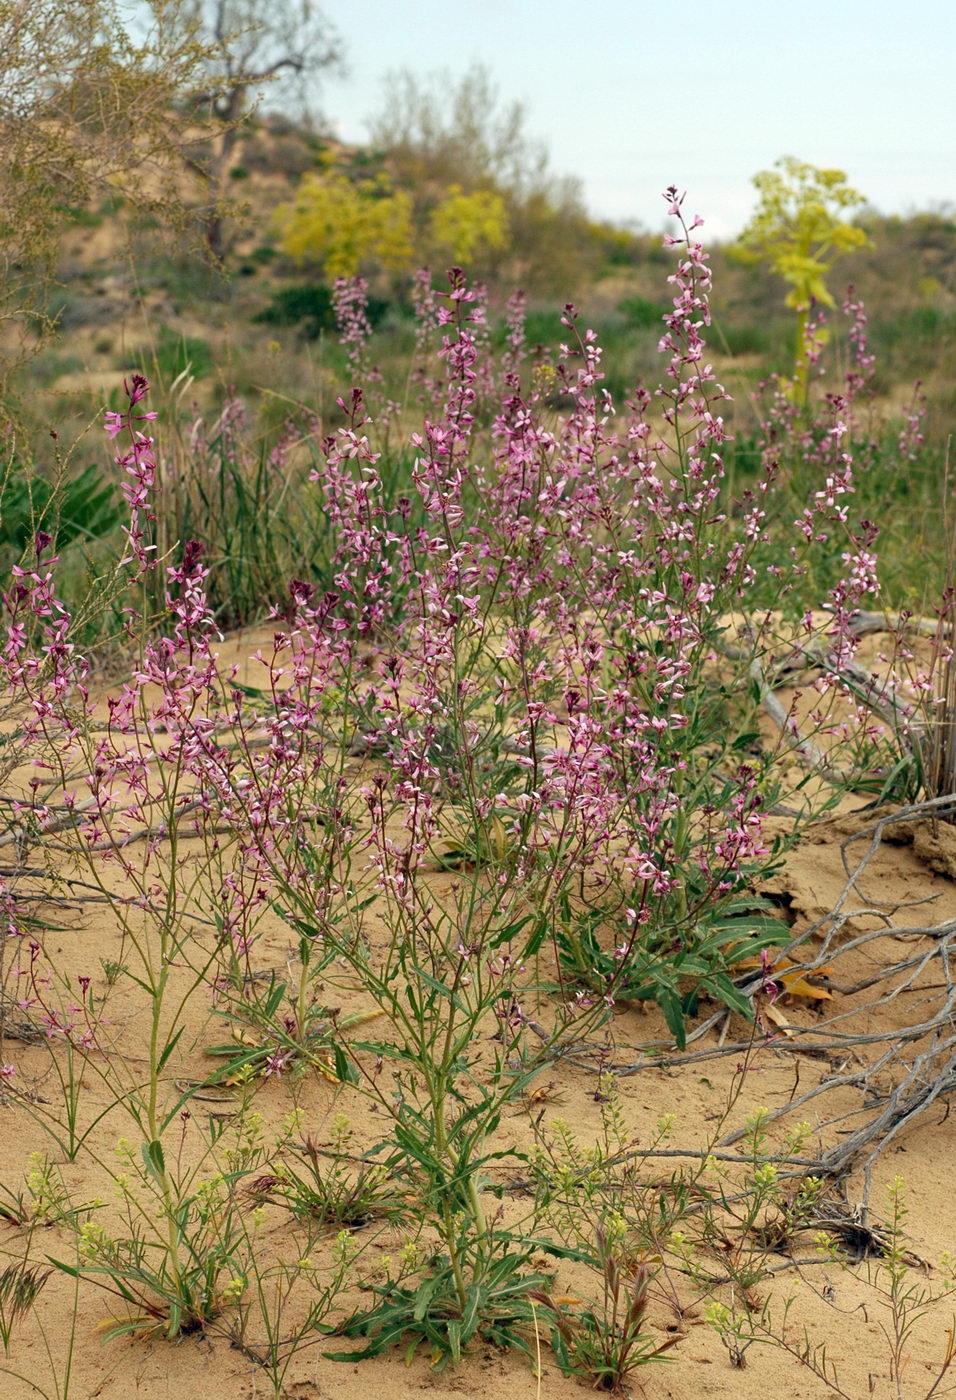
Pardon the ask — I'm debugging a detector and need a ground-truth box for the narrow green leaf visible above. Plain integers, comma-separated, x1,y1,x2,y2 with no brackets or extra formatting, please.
156,1026,184,1073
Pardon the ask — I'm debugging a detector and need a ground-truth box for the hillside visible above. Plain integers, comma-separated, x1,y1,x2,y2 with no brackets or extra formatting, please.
26,115,956,452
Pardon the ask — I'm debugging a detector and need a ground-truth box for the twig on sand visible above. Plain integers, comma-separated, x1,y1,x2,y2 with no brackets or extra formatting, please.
557,797,956,1202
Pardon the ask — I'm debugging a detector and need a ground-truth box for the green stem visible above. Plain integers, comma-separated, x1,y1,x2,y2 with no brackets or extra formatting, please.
428,1079,469,1312
794,304,809,406
146,952,186,1326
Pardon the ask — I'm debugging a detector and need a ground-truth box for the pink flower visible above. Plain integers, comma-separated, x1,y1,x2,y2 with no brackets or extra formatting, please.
263,1049,294,1077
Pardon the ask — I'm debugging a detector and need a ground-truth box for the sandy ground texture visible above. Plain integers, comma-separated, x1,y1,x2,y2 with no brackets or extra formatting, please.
2,630,956,1400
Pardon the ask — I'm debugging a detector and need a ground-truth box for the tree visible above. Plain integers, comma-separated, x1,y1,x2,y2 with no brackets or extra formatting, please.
168,0,342,258
0,0,212,393
367,64,598,293
277,171,414,278
275,170,510,280
368,65,550,202
735,156,871,384
428,186,508,266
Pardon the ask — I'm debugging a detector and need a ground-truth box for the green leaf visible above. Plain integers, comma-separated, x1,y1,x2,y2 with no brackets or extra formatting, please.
228,681,269,699
47,1257,80,1279
331,1044,359,1085
520,1236,594,1265
99,1316,153,1343
156,1026,184,1074
166,1298,181,1338
412,1275,439,1323
658,988,687,1049
446,1317,462,1363
140,1138,166,1185
707,975,754,1020
349,1039,407,1061
521,915,549,959
409,963,464,1010
487,914,531,950
460,1285,481,1339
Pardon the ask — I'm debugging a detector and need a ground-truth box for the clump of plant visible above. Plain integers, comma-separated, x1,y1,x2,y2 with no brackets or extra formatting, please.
0,170,935,1396
204,969,384,1085
329,1249,556,1370
666,1110,829,1367
51,1107,280,1341
531,1224,679,1392
0,1260,52,1353
258,1115,409,1228
228,1230,361,1397
705,1177,956,1395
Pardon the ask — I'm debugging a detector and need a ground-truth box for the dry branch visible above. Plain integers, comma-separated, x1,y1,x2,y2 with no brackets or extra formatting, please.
554,797,956,1193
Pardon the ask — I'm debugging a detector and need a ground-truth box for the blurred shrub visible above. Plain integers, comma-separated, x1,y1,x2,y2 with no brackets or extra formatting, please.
522,309,568,347
428,185,509,264
151,327,214,381
617,296,668,330
719,321,772,357
276,172,415,278
254,284,389,340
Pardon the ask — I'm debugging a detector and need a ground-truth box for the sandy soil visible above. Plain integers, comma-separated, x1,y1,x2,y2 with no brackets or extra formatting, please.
2,632,955,1400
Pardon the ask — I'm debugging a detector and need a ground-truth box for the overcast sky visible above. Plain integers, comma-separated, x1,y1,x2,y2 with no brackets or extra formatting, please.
319,0,956,240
